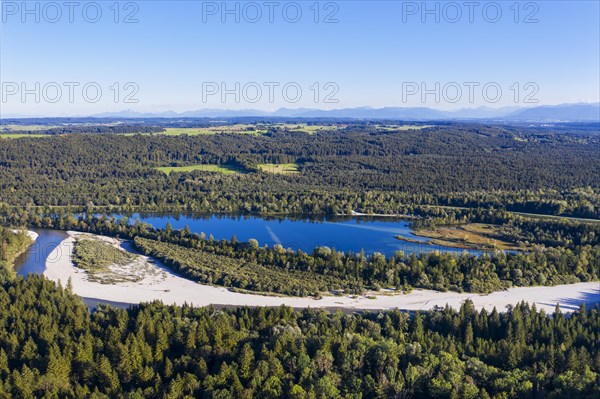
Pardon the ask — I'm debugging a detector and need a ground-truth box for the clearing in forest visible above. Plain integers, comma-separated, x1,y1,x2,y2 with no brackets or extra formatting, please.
156,164,244,175
257,163,300,174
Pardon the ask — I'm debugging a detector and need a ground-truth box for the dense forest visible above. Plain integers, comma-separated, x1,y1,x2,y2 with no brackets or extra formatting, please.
0,270,598,398
0,124,599,218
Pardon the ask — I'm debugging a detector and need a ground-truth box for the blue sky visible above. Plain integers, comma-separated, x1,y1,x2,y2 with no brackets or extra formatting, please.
1,0,599,116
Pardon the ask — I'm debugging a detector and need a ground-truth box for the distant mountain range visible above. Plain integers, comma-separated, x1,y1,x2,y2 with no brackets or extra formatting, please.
3,103,599,122
501,103,600,122
90,103,599,122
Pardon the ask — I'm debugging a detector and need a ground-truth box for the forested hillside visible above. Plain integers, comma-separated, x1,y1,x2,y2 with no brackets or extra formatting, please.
0,125,165,135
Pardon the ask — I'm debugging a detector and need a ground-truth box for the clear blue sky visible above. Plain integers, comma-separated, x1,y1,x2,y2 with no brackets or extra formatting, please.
1,0,599,116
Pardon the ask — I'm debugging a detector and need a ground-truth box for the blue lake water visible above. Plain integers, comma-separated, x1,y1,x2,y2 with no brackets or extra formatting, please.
116,214,479,257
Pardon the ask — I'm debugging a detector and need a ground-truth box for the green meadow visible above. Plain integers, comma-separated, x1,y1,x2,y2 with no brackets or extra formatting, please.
0,124,57,131
0,134,49,139
258,163,300,174
162,124,266,136
156,164,244,175
376,125,432,131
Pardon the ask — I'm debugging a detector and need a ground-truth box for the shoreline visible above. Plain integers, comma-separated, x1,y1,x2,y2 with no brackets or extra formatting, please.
395,235,431,245
24,230,40,242
350,210,418,218
9,229,39,243
43,231,600,313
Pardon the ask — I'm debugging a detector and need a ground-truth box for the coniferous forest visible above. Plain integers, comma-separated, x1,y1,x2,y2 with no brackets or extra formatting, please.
0,270,599,399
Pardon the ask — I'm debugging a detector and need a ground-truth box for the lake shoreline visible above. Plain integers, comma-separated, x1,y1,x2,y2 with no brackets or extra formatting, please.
395,235,431,245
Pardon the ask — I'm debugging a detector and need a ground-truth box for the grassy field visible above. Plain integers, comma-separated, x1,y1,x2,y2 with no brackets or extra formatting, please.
161,124,266,136
258,163,300,174
0,124,56,131
162,128,215,135
117,128,211,137
0,134,49,139
73,239,137,273
0,123,428,138
160,124,340,136
410,223,527,251
0,123,340,138
157,164,244,175
159,124,340,136
283,124,339,134
117,124,265,136
376,125,432,131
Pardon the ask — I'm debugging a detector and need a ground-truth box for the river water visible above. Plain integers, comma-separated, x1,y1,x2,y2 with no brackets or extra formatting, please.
13,229,68,276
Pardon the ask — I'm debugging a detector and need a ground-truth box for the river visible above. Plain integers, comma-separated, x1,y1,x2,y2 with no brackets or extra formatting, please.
11,221,599,313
